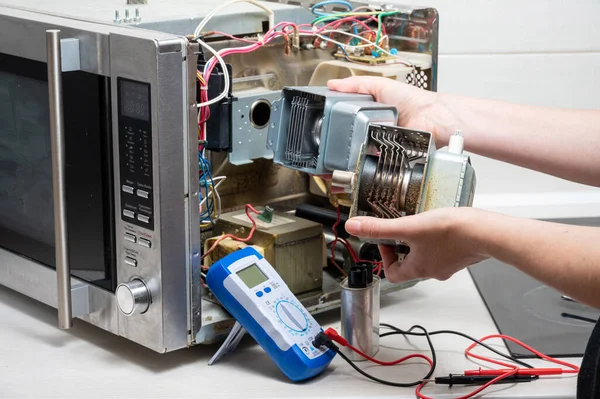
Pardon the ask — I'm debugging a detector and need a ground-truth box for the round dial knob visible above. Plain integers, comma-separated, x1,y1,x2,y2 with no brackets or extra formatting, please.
275,300,308,332
116,279,151,316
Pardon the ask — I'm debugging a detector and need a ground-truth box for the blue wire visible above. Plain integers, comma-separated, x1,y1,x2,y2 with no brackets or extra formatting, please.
198,152,216,223
311,0,353,16
202,165,216,222
337,44,350,59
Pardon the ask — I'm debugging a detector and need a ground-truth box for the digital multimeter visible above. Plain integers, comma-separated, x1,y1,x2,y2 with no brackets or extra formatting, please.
206,246,335,381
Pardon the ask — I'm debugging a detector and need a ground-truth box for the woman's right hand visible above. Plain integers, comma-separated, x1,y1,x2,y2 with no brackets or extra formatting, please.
327,76,458,147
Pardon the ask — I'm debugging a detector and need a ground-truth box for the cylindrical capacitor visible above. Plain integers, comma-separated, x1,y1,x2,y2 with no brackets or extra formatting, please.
340,263,380,361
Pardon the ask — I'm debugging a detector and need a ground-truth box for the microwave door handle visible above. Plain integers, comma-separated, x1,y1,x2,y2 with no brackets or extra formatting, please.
46,29,72,330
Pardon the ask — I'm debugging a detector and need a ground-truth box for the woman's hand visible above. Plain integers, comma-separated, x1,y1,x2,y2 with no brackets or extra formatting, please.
327,76,458,147
344,207,490,283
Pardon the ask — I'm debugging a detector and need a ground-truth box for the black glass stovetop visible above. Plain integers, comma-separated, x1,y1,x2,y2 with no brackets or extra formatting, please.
468,217,600,359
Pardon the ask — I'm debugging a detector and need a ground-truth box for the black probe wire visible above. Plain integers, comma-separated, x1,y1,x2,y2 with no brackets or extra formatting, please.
380,323,535,369
317,324,437,387
316,322,537,389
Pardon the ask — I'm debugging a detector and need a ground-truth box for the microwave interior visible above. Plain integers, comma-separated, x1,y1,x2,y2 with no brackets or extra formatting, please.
0,0,439,352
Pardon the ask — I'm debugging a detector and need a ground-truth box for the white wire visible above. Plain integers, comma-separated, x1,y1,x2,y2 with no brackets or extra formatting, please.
200,177,226,222
200,177,226,207
196,39,230,108
193,0,275,38
212,183,222,221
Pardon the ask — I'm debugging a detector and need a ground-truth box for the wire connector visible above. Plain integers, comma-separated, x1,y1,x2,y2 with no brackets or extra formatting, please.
323,327,348,347
257,206,274,223
312,332,339,353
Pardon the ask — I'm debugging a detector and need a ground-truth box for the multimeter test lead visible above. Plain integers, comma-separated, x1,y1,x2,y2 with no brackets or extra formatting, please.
206,246,580,399
428,374,538,386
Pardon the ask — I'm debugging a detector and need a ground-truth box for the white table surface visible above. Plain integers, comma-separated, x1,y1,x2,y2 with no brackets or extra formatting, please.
0,269,580,399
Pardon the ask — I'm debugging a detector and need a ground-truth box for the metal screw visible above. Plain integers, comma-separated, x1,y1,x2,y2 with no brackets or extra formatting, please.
124,9,132,23
114,10,121,23
134,8,142,22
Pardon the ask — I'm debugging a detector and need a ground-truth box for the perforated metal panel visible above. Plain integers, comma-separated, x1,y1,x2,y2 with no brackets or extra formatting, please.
405,67,430,89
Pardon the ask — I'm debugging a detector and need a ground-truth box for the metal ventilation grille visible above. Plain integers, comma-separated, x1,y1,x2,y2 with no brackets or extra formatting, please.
406,67,429,89
284,92,323,168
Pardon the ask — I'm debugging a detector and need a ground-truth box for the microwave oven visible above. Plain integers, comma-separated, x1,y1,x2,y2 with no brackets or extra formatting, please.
0,0,441,353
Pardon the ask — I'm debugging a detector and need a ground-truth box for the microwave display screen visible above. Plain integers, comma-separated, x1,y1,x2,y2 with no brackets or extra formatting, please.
120,80,150,122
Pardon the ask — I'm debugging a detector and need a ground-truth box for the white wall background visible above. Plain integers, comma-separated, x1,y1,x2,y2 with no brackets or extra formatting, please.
394,0,600,219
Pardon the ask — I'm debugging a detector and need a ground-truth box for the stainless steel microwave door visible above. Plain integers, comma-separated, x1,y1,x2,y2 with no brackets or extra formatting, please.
0,52,116,291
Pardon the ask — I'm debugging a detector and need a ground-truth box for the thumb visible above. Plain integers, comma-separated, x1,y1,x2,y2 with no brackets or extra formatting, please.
345,216,417,240
384,254,422,283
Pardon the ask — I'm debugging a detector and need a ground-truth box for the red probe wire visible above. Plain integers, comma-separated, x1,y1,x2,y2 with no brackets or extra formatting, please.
323,328,434,368
415,333,580,399
463,334,579,375
323,326,580,399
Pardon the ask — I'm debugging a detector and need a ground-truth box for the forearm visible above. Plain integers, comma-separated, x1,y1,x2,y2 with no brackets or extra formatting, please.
436,94,600,187
468,210,600,309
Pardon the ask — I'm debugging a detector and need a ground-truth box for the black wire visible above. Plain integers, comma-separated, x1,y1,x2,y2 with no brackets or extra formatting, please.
336,349,429,388
380,323,535,369
317,322,536,389
561,312,598,324
320,325,437,387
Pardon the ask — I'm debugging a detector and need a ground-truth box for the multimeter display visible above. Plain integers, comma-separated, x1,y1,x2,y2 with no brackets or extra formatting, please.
236,264,268,288
206,247,335,382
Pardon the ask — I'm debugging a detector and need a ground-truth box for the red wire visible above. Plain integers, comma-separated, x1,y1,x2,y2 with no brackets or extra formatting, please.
415,334,580,399
415,370,518,399
330,206,348,276
464,334,580,374
351,346,433,368
330,206,383,277
327,321,580,399
201,204,260,264
324,328,433,368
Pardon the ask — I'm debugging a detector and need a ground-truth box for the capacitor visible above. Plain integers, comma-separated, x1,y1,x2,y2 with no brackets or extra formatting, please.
340,262,380,361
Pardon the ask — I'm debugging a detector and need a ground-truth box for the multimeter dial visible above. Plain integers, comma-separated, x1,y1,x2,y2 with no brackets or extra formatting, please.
206,247,335,382
275,300,309,332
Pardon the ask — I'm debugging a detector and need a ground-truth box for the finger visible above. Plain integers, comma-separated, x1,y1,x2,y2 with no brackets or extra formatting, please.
327,76,389,98
377,245,398,267
345,216,418,240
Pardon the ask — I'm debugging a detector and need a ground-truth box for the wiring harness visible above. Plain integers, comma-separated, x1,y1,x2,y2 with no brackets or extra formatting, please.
192,0,426,231
312,323,580,399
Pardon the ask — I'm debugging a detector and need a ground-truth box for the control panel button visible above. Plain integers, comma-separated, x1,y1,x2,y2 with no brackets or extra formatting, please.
124,256,137,267
137,214,150,223
264,287,272,293
138,237,151,248
116,279,150,315
137,189,149,199
124,233,136,243
256,291,264,298
123,209,135,219
122,185,134,194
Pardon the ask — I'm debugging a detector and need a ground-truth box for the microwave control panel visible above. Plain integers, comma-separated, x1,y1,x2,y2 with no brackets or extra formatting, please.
117,78,155,231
